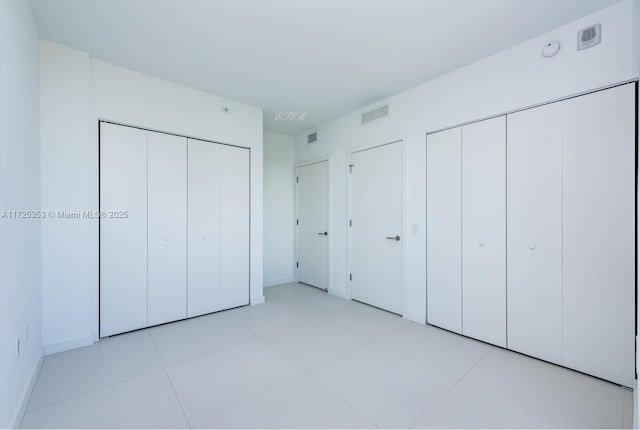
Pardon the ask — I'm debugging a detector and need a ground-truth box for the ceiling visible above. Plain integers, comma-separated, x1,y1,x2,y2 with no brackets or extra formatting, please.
30,0,621,135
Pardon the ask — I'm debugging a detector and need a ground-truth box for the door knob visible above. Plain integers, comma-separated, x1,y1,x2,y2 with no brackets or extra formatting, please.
479,241,486,247
317,232,328,236
528,244,536,250
386,235,400,241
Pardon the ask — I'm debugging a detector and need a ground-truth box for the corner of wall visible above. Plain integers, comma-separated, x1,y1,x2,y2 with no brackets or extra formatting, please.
633,0,640,77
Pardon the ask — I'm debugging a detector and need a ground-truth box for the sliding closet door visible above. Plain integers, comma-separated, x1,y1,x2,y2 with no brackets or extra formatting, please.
562,84,635,387
100,123,148,337
426,127,462,333
147,132,187,326
507,103,562,363
218,145,250,309
187,139,222,317
461,116,506,348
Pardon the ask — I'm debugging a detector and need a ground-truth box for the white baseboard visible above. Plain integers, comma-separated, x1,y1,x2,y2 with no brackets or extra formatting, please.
328,288,350,300
403,312,426,325
44,334,94,356
10,349,43,429
250,295,265,305
264,277,295,288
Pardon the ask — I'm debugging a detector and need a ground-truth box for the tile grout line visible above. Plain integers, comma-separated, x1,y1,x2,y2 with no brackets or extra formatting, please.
148,330,193,429
150,325,261,369
406,378,462,429
256,317,375,375
405,347,494,428
25,334,165,415
25,367,161,415
305,370,381,429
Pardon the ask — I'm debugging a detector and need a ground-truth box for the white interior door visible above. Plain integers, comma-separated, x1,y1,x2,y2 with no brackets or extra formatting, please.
350,141,403,314
507,103,562,363
99,123,148,337
147,131,187,326
426,127,462,333
219,144,250,309
187,139,222,317
296,160,329,289
461,116,506,347
562,83,635,387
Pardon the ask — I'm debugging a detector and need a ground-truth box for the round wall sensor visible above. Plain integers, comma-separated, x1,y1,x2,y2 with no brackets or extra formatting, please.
541,41,561,58
222,106,230,113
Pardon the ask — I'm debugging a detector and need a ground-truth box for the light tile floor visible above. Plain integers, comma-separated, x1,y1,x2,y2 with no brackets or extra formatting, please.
21,282,633,429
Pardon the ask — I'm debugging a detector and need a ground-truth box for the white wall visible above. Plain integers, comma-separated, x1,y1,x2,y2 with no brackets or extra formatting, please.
263,130,295,287
40,41,92,353
40,41,264,353
294,0,638,324
0,0,43,427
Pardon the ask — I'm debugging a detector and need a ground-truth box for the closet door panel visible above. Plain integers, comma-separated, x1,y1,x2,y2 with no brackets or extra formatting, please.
99,123,148,337
461,116,506,347
506,103,562,363
187,139,222,317
219,145,250,309
426,127,462,333
147,132,187,326
562,84,635,387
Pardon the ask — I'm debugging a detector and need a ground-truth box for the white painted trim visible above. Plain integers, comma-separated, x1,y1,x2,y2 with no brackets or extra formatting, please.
9,351,44,429
346,138,406,313
44,335,94,355
250,295,265,305
264,277,295,288
403,312,426,325
328,288,350,300
294,156,332,291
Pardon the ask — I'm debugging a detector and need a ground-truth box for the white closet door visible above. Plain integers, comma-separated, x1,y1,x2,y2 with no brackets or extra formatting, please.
350,141,403,314
461,116,506,347
507,103,562,363
426,127,462,333
147,132,187,326
100,123,148,337
187,139,221,317
219,145,250,309
296,160,329,289
562,84,635,387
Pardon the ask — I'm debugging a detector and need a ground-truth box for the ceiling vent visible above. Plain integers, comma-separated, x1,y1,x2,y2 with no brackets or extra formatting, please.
361,105,389,125
307,132,317,144
577,24,601,50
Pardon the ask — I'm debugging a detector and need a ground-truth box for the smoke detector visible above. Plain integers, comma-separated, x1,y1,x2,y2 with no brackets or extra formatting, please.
541,41,561,58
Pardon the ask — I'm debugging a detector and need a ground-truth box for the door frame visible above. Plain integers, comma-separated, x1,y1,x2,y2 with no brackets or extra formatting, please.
346,138,407,316
294,156,332,291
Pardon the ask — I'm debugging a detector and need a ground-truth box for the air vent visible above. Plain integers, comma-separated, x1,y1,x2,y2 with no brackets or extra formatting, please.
307,132,317,144
577,24,601,50
361,105,389,125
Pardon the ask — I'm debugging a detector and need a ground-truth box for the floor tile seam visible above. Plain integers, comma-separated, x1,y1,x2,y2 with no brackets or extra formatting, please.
255,328,370,376
305,371,381,429
23,366,163,415
186,369,302,429
252,314,330,339
226,307,322,338
406,377,463,429
189,374,324,429
456,346,494,382
453,360,618,428
153,331,261,369
285,331,377,375
148,332,193,429
320,313,405,343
